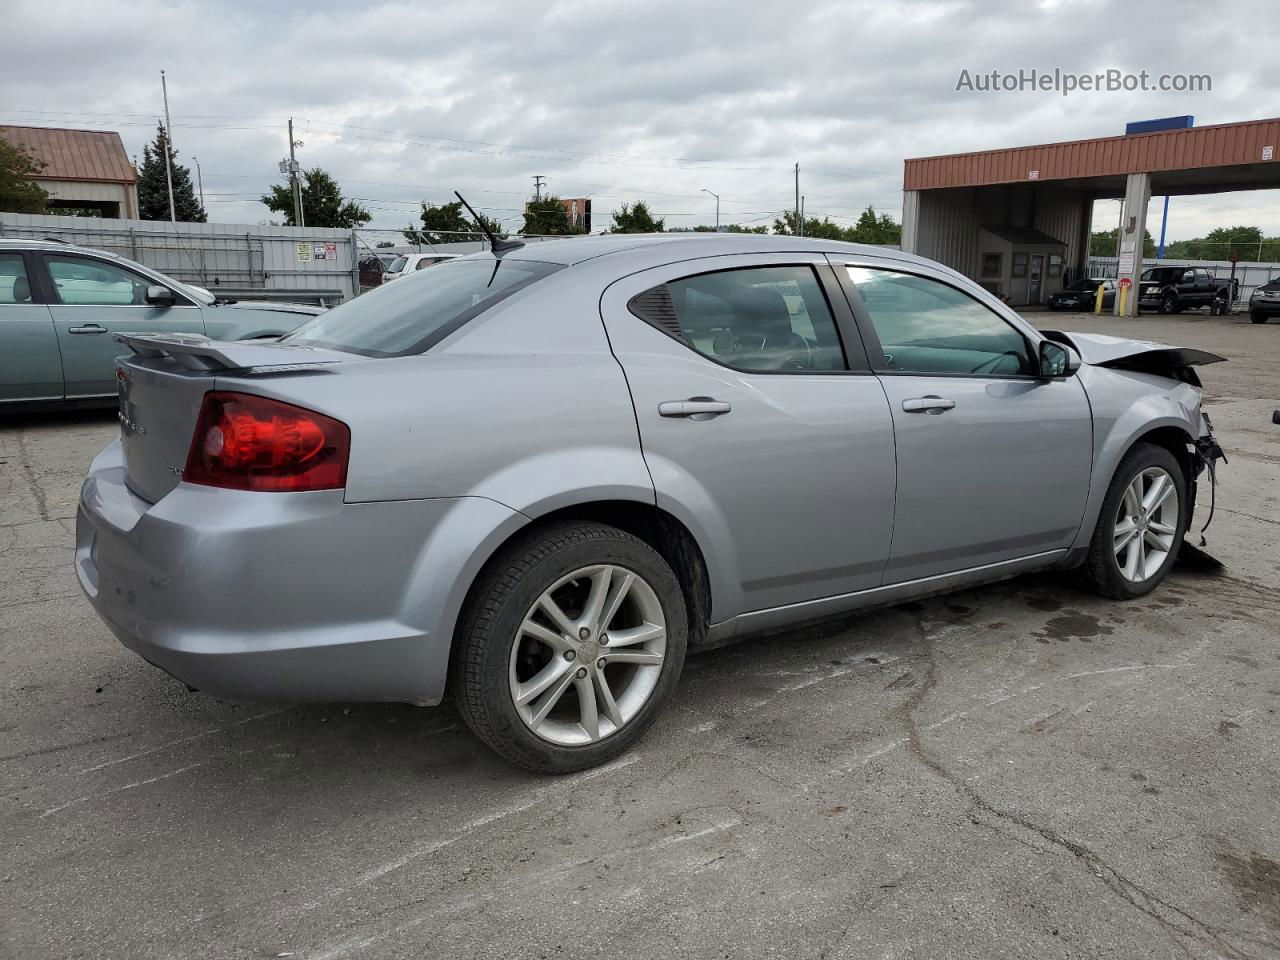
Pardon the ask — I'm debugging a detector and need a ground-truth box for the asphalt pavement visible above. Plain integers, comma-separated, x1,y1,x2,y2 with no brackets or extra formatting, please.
1,309,1277,960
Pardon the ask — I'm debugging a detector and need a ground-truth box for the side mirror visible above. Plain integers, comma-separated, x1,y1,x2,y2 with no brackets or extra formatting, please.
145,284,176,307
1038,340,1080,378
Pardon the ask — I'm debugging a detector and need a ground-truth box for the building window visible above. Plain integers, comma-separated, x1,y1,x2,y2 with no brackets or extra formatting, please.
1011,253,1029,278
1048,254,1063,277
980,252,1002,278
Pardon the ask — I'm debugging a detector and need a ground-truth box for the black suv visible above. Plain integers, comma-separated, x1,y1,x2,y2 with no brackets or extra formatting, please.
1137,266,1232,314
1249,277,1280,324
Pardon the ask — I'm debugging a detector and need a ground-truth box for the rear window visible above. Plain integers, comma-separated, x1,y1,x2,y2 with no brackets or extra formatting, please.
284,257,560,357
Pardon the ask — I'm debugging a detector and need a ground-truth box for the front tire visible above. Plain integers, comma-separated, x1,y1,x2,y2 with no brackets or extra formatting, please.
1158,293,1176,315
1252,311,1269,325
452,521,688,773
1083,443,1187,600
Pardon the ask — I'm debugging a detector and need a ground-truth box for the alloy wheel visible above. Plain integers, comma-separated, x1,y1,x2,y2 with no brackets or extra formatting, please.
508,564,667,746
1113,467,1179,583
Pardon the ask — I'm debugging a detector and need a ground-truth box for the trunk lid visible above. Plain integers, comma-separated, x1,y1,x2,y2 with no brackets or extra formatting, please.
114,334,352,503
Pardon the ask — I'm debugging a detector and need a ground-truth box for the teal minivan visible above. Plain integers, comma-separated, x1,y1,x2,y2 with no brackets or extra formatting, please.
0,239,322,408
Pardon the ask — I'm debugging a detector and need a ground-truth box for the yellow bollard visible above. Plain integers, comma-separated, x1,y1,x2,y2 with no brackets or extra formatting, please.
1094,282,1106,315
1118,284,1128,317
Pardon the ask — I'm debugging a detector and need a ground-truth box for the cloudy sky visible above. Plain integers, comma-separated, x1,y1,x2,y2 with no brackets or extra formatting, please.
3,0,1278,241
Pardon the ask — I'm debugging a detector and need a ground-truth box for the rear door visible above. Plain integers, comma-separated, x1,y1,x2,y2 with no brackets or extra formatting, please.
836,258,1093,583
0,251,62,403
39,253,206,399
600,254,896,618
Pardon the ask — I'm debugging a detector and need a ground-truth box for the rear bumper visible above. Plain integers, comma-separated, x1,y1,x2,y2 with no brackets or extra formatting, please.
76,440,526,705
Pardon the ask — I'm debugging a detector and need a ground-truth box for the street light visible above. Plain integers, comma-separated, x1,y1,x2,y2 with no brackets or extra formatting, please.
702,188,720,232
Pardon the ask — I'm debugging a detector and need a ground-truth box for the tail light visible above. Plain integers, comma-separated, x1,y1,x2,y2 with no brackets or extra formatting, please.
184,392,350,492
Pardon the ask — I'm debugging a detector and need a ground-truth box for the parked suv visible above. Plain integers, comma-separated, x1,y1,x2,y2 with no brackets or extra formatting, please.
1137,266,1232,314
1249,277,1280,324
0,239,322,408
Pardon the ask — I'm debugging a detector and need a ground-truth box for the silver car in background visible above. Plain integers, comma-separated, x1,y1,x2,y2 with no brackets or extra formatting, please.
76,234,1225,772
0,239,322,408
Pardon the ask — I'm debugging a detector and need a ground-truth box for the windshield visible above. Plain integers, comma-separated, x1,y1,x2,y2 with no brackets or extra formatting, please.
1141,268,1180,282
386,256,407,273
1066,279,1098,291
284,256,561,357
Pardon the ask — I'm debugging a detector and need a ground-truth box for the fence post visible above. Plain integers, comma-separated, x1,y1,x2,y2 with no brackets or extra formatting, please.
129,227,139,262
350,229,360,300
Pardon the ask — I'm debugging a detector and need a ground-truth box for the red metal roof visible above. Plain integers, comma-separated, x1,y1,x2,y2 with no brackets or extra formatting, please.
0,125,136,184
904,117,1280,191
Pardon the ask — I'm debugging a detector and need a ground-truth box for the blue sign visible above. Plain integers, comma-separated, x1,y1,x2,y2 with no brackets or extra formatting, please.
1125,116,1194,135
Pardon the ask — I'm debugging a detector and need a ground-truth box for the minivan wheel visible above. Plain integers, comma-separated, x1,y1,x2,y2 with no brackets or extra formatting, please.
452,521,687,774
1083,443,1187,600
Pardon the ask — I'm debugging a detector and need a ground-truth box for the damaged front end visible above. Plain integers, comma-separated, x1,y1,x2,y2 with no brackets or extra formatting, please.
1046,330,1229,544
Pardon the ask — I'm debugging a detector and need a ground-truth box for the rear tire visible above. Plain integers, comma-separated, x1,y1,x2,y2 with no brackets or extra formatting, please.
1083,443,1187,600
452,521,687,774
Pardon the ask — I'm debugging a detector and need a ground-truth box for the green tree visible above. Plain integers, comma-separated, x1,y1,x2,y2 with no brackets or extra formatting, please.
0,138,50,214
1089,229,1154,258
402,200,505,245
609,201,664,233
137,123,206,222
1190,226,1264,261
262,167,371,228
846,206,902,245
669,223,767,234
521,195,582,236
772,210,843,239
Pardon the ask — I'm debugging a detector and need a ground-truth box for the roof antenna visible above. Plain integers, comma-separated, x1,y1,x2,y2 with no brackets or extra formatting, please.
455,191,523,255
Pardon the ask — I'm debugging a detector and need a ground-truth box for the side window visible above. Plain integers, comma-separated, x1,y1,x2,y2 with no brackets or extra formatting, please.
0,254,32,305
629,265,846,372
47,256,149,306
846,267,1033,376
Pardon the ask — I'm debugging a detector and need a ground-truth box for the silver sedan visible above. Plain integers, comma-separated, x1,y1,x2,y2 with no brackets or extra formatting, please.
76,234,1225,772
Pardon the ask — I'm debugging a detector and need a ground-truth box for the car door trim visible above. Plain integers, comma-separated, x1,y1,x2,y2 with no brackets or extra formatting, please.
707,548,1066,642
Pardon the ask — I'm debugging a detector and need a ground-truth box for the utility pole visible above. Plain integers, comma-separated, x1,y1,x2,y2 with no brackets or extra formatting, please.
533,175,545,201
800,196,805,231
192,155,204,210
160,70,176,222
287,118,305,227
702,188,720,231
794,162,801,237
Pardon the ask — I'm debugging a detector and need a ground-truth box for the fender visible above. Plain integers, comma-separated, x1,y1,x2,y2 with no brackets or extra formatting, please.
1067,364,1201,555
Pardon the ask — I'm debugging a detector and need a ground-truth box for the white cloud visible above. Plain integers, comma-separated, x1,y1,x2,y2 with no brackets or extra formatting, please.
2,0,1277,239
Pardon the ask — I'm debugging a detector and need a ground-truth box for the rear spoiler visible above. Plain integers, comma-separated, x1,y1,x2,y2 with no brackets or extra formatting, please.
114,333,344,374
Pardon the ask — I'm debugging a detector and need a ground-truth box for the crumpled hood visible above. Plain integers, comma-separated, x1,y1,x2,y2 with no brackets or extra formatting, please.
1051,331,1226,368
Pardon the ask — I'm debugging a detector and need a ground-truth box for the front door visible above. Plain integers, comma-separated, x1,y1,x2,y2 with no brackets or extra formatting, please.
39,253,206,399
836,260,1093,583
601,254,896,619
1028,255,1045,303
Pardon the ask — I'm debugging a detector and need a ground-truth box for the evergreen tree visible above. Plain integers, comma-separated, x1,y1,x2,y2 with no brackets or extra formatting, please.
137,123,206,222
0,137,49,214
262,167,371,228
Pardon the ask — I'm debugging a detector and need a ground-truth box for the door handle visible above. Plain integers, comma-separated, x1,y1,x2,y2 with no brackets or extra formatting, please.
902,396,955,414
68,324,108,335
658,398,732,419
